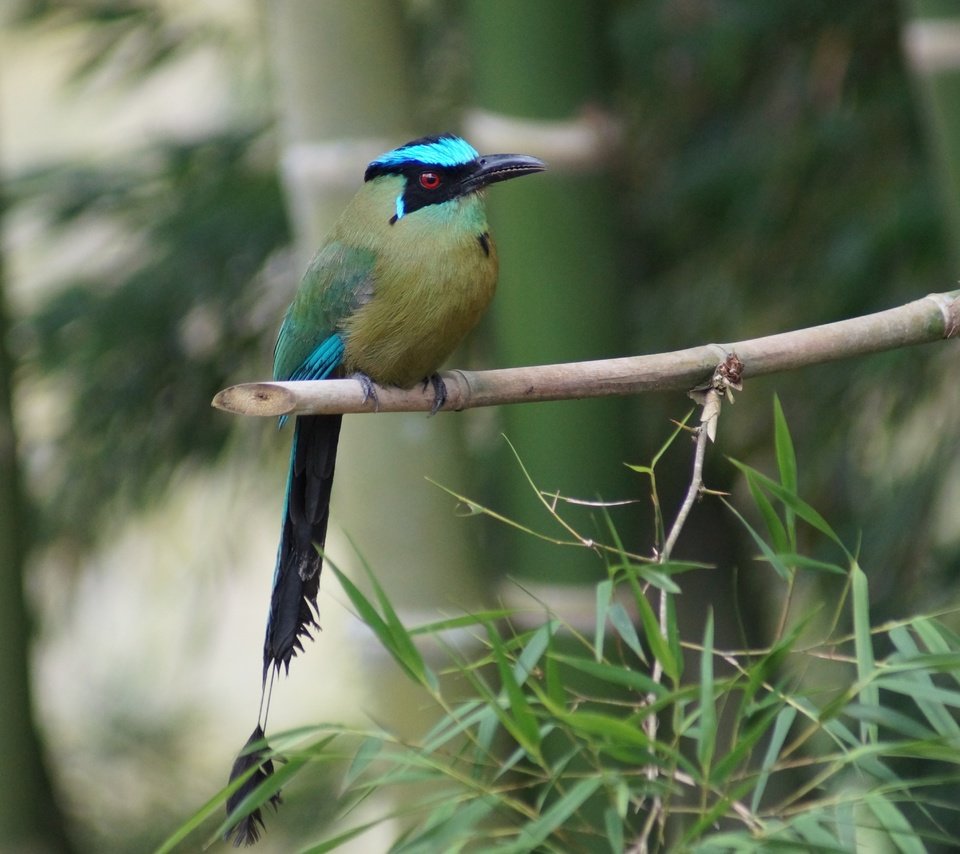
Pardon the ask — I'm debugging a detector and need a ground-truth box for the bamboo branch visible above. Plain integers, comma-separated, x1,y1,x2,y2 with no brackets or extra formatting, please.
212,290,960,418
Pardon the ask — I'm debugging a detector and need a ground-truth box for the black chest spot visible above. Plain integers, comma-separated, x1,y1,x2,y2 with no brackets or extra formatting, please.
477,232,491,257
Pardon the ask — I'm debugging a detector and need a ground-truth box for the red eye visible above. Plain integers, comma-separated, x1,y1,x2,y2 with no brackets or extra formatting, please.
419,171,441,190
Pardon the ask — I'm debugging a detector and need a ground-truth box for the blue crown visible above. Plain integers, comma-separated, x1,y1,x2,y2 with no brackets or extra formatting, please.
367,134,479,175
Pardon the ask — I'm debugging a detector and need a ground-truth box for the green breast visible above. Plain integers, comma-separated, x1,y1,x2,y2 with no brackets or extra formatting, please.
340,188,499,387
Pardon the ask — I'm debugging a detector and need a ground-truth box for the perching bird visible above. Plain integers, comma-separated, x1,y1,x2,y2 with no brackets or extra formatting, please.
226,133,545,844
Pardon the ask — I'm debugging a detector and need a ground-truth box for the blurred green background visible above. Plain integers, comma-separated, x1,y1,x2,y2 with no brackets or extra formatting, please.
2,0,960,851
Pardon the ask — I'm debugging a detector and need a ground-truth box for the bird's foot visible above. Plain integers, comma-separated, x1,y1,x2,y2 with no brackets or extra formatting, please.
352,372,380,412
424,372,447,416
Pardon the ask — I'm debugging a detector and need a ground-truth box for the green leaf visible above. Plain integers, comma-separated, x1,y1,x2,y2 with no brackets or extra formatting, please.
750,706,796,813
864,794,926,854
486,623,542,758
912,618,960,692
514,620,557,685
879,677,960,710
608,601,646,662
792,813,842,849
667,594,683,681
710,701,780,786
888,625,960,739
344,736,383,788
772,394,797,548
551,653,666,696
636,589,678,682
595,578,613,661
408,609,513,636
503,777,603,853
392,797,497,854
722,497,791,581
209,753,310,845
545,631,565,707
154,760,263,853
852,562,878,744
697,610,716,772
559,710,651,749
422,699,488,753
729,459,847,553
328,560,437,692
604,804,625,853
758,552,847,576
842,703,935,740
636,564,684,593
745,475,789,555
301,818,384,854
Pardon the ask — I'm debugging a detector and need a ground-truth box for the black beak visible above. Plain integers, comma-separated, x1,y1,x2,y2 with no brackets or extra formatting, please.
464,153,546,193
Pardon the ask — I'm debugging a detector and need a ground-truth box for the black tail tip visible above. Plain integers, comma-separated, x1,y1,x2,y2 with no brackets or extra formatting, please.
225,725,282,846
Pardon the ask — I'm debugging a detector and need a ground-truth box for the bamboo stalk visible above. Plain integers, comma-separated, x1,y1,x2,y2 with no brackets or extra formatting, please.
213,290,960,417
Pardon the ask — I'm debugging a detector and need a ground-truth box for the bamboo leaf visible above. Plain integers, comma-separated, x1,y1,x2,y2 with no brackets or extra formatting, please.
852,563,878,743
608,601,646,662
710,702,780,786
486,623,542,758
722,497,791,580
772,394,797,548
328,562,437,691
842,703,936,740
513,620,557,685
667,594,683,681
636,590,678,682
301,818,384,854
697,610,716,772
595,578,613,662
408,609,513,636
750,706,796,813
879,678,960,710
728,459,847,552
604,805,625,854
792,813,842,849
210,753,310,846
888,625,960,739
392,797,497,854
558,710,651,749
504,777,603,853
550,653,666,696
637,564,684,593
864,794,926,854
745,475,789,555
545,630,565,707
344,736,383,788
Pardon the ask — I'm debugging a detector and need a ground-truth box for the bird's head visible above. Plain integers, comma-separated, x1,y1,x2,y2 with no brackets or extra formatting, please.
364,133,546,224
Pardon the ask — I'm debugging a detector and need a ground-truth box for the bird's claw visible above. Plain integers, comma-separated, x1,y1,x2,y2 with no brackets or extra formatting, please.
425,373,447,416
353,372,380,411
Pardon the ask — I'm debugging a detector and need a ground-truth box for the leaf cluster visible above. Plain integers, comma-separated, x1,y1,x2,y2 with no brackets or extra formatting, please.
167,403,960,852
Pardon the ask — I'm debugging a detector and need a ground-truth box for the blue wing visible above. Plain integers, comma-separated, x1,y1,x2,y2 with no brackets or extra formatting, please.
288,333,345,382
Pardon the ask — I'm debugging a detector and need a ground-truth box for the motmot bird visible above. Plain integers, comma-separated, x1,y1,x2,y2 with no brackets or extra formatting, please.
226,134,545,844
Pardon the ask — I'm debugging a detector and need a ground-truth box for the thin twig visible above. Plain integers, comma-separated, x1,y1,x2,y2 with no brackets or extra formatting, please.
634,360,737,854
212,290,960,417
660,389,718,562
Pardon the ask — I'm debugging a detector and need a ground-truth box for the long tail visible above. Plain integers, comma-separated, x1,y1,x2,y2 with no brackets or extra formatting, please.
226,413,342,845
263,412,343,677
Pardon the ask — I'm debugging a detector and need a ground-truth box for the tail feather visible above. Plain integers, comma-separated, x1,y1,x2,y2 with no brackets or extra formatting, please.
263,413,343,677
224,725,280,846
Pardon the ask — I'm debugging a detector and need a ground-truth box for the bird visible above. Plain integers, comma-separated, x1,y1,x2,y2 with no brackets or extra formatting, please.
225,133,545,844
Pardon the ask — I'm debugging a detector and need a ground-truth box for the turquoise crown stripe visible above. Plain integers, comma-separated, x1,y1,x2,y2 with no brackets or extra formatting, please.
370,135,479,170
